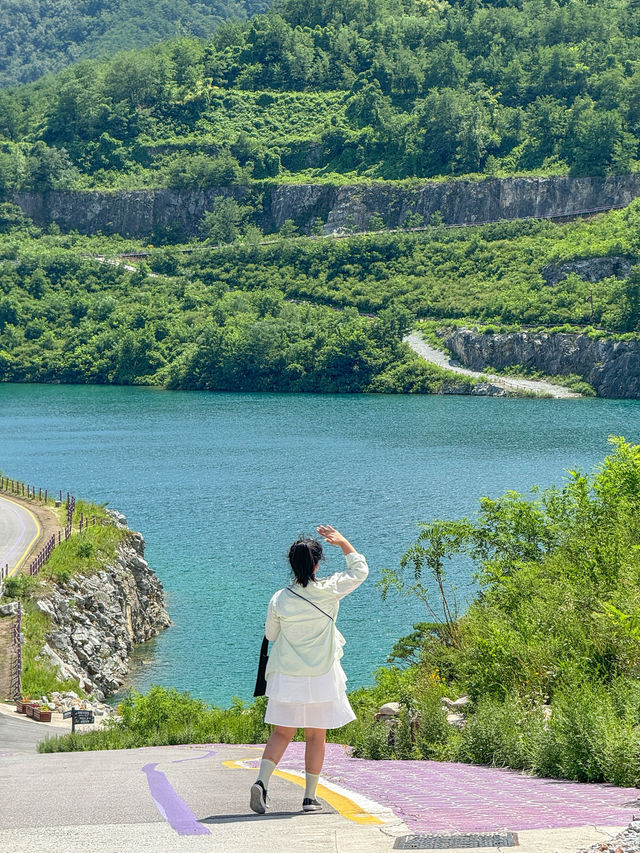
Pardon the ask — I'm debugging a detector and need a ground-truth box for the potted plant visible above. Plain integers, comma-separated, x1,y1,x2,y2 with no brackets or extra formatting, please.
33,706,52,722
26,702,39,719
15,698,29,714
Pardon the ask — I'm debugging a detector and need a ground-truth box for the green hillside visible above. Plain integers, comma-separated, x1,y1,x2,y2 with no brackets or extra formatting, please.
2,0,640,191
0,200,638,392
0,0,269,88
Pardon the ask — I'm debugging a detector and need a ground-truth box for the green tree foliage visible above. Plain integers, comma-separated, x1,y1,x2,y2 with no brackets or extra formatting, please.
202,196,246,243
2,0,640,186
2,200,640,394
0,0,267,88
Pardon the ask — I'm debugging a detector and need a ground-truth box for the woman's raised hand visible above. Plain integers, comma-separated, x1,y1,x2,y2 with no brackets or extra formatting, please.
316,525,356,555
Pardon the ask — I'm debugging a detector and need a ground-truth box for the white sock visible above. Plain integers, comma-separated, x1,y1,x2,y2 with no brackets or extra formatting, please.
304,772,320,799
256,758,276,788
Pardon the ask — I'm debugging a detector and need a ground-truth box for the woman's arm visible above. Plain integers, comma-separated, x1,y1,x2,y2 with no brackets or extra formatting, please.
316,525,368,598
265,595,280,642
316,525,356,555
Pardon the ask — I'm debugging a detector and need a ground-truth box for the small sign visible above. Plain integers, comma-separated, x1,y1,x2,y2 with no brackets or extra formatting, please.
72,709,94,725
65,707,95,730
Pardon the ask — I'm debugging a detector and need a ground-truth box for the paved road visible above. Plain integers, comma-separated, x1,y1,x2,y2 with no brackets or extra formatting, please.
405,333,582,398
0,736,634,853
0,494,40,576
0,710,51,753
0,742,401,853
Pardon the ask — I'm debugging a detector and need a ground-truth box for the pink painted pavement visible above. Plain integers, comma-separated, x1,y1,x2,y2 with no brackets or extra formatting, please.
245,743,640,834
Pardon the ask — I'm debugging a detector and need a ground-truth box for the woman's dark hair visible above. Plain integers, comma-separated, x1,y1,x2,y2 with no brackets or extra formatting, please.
288,537,324,587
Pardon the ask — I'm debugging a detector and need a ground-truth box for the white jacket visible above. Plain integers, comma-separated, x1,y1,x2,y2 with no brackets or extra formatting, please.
264,552,369,678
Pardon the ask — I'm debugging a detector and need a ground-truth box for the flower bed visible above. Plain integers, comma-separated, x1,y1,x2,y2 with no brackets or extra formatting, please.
32,706,52,722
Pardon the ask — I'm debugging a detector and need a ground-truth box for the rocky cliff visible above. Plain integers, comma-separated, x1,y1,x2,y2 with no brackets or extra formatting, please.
446,328,640,398
36,523,170,699
14,174,640,238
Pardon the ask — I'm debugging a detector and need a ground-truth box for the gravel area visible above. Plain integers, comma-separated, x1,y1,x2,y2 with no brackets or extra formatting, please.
578,822,640,853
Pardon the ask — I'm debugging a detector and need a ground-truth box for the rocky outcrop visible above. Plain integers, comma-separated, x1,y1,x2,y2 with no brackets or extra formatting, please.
13,174,640,238
36,527,170,699
446,328,640,398
541,256,633,286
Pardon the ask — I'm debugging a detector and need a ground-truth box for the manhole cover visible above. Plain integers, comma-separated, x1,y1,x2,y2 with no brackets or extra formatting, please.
394,832,519,849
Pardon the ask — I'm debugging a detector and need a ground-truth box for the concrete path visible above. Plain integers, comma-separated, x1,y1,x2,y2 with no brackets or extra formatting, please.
0,706,55,753
0,724,634,853
0,742,401,853
405,333,582,398
0,493,40,576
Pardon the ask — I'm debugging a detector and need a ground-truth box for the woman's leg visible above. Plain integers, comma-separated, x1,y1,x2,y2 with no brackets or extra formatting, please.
251,725,297,813
303,727,326,774
302,727,326,809
262,725,297,766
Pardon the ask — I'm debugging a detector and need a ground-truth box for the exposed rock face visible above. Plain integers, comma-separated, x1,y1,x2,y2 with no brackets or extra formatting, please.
542,256,633,286
13,174,640,238
37,529,170,698
446,328,640,399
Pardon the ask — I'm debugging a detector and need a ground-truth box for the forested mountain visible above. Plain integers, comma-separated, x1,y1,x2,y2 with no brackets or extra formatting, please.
1,0,640,190
0,0,269,88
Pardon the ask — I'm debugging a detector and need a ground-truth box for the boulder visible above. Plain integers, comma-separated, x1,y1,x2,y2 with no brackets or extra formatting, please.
375,702,401,721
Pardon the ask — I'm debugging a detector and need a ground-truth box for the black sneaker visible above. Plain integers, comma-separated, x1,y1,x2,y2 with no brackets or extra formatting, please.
302,797,322,812
250,780,268,814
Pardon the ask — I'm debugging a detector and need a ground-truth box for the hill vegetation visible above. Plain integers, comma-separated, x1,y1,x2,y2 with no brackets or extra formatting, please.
1,199,639,392
0,0,268,88
2,0,640,190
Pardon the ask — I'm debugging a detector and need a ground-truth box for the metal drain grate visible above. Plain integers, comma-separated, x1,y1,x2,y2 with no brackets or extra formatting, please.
394,832,519,849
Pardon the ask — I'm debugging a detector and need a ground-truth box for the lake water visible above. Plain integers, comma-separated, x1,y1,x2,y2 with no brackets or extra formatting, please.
1,383,639,705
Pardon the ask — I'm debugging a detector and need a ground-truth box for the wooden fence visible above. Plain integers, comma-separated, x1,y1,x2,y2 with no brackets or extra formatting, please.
0,477,96,579
10,602,21,701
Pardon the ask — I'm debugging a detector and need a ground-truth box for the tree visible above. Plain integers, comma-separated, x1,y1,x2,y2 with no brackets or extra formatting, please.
202,196,244,244
278,219,298,238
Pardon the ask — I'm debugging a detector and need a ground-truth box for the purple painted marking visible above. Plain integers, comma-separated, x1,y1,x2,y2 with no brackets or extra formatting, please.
241,742,640,834
142,762,210,836
172,749,217,764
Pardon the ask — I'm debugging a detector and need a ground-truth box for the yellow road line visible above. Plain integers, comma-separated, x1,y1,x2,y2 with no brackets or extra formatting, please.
222,758,383,825
0,495,41,577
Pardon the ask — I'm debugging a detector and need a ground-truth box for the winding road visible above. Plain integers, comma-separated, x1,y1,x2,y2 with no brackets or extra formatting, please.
0,494,40,577
405,333,582,399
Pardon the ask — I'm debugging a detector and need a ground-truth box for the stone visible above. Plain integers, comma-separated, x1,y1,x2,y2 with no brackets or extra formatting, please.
0,601,19,616
446,712,466,729
442,696,471,710
38,528,170,698
13,175,640,239
375,702,401,721
541,256,633,287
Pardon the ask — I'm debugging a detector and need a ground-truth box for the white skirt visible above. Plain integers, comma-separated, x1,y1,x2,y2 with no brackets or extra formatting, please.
264,660,356,729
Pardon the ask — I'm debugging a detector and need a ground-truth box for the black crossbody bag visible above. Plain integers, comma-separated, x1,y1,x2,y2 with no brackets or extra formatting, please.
253,588,334,697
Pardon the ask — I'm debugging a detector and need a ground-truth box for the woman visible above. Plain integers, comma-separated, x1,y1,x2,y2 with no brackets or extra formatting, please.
250,524,368,815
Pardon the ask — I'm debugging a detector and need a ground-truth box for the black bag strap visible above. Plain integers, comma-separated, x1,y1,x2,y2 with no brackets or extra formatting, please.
286,587,334,621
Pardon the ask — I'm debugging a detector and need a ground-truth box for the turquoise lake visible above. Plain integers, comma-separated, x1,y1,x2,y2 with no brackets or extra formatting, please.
1,383,640,705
